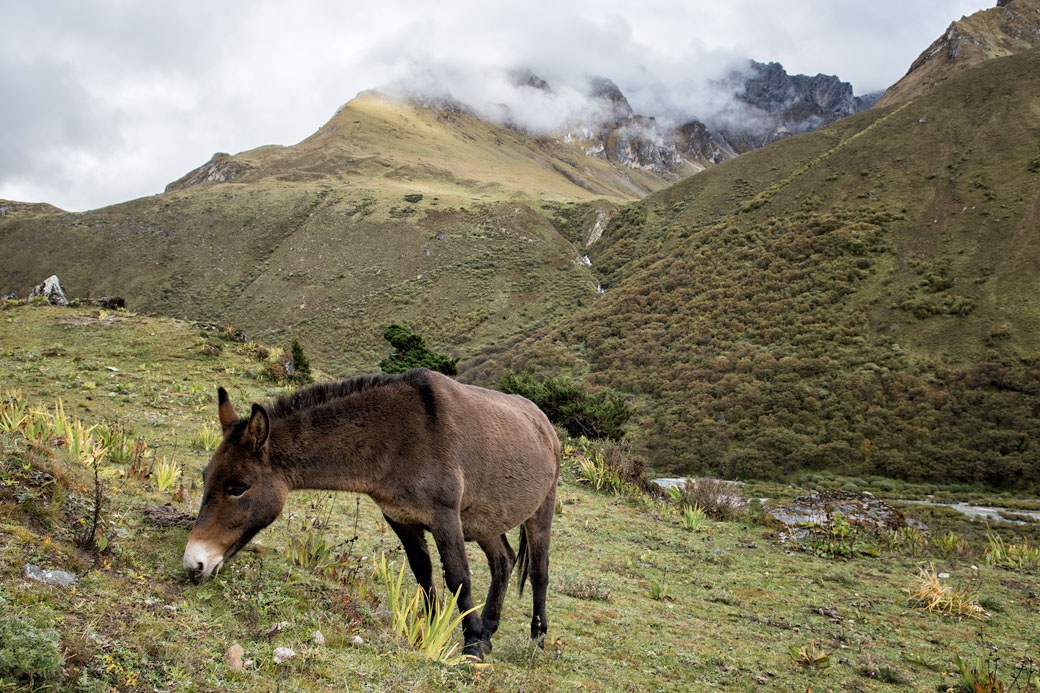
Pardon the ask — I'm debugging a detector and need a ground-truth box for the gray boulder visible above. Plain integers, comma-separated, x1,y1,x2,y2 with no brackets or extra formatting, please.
24,563,77,588
29,275,68,306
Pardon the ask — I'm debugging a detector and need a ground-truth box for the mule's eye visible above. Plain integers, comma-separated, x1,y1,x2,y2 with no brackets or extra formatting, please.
227,483,250,497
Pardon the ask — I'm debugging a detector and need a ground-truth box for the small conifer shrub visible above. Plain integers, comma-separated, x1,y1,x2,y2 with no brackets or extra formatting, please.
290,339,313,383
378,324,458,376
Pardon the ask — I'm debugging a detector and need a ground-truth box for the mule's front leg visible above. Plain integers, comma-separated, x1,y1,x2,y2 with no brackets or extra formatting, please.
430,510,484,660
383,515,436,610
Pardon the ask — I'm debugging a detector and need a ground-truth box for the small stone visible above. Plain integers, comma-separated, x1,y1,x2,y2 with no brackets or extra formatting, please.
312,630,325,646
24,563,76,588
273,647,296,664
225,644,245,672
938,572,950,579
352,635,365,646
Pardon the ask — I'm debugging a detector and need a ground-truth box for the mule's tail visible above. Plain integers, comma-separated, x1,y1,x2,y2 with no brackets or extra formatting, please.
515,525,530,596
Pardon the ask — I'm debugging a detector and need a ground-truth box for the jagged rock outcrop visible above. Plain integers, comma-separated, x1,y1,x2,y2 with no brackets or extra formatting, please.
509,68,551,92
165,152,252,192
715,61,879,151
562,65,874,177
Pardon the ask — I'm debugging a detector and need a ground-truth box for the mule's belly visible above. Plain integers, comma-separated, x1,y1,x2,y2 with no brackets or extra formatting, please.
458,467,556,541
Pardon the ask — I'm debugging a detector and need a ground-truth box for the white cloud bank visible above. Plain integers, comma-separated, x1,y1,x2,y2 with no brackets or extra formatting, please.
0,0,985,211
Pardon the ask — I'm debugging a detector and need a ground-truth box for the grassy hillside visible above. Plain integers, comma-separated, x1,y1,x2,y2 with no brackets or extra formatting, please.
0,91,670,376
2,302,1040,691
471,49,1040,485
194,91,672,200
0,188,602,378
877,0,1040,107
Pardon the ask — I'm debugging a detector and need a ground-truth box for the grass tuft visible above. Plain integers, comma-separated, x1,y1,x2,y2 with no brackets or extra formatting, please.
984,534,1040,571
906,566,987,620
373,553,482,665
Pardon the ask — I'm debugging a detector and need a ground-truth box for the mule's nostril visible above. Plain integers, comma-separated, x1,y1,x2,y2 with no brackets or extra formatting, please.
196,561,204,572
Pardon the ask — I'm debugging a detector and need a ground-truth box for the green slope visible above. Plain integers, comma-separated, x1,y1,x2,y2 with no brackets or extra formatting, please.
470,49,1040,487
1,303,1039,691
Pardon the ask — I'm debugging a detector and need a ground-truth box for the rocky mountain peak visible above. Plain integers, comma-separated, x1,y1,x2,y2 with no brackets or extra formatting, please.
587,76,635,123
737,60,874,135
509,69,551,92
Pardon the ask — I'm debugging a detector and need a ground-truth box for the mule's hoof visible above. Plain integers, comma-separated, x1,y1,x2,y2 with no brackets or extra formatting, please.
463,641,486,663
534,635,545,650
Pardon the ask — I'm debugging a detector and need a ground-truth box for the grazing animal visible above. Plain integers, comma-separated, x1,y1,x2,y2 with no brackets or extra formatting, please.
183,368,560,660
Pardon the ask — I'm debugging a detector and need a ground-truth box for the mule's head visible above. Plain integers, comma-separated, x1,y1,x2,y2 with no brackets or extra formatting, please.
183,388,288,583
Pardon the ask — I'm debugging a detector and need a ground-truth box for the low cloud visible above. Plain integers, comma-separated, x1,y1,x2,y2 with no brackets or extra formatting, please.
0,0,985,211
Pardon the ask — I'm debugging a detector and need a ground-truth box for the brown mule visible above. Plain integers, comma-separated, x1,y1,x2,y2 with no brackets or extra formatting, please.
182,368,560,660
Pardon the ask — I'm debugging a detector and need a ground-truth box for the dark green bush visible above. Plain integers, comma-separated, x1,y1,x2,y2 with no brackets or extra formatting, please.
379,324,458,376
496,370,632,441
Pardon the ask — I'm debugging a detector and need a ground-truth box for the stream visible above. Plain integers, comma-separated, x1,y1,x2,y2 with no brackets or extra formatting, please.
653,478,1040,525
895,500,1040,525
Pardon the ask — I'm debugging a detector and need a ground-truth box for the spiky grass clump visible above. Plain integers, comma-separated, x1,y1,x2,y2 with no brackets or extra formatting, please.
906,566,987,620
984,534,1040,571
679,503,707,531
153,457,181,492
189,424,222,452
373,553,481,665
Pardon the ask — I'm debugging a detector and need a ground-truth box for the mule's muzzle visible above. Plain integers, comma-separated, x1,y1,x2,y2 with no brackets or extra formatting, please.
183,539,224,584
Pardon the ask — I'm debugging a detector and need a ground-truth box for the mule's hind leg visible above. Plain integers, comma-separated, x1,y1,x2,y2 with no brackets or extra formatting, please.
524,485,556,646
429,509,484,659
476,534,516,654
383,515,435,607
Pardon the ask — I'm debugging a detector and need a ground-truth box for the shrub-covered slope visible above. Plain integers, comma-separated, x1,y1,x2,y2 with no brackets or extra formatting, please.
471,49,1040,486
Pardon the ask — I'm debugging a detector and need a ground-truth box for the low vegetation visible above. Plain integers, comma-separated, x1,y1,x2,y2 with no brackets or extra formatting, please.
1,303,1039,691
497,371,632,441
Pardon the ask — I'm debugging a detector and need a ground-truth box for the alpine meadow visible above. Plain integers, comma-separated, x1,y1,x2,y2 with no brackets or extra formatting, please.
2,1,1040,691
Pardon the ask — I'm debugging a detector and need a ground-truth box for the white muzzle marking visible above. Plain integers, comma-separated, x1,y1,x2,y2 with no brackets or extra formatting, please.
183,539,225,582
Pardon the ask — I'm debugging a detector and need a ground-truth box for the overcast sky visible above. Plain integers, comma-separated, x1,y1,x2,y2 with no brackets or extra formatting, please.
1,0,986,212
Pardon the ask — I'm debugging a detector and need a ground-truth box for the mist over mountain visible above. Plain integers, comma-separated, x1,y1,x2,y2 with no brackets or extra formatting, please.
366,59,878,181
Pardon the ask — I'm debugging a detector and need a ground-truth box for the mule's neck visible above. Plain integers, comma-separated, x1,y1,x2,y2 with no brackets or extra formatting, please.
265,416,386,495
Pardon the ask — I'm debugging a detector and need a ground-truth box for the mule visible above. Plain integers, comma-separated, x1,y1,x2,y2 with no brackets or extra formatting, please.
182,368,560,660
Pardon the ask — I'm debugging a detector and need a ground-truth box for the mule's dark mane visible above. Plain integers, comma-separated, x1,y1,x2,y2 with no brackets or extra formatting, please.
265,369,436,420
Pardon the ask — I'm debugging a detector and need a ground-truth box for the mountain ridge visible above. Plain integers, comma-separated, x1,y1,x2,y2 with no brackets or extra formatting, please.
876,0,1040,107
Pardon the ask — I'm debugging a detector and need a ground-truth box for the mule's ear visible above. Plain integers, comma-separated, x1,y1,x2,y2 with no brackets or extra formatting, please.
245,403,270,453
217,387,238,433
